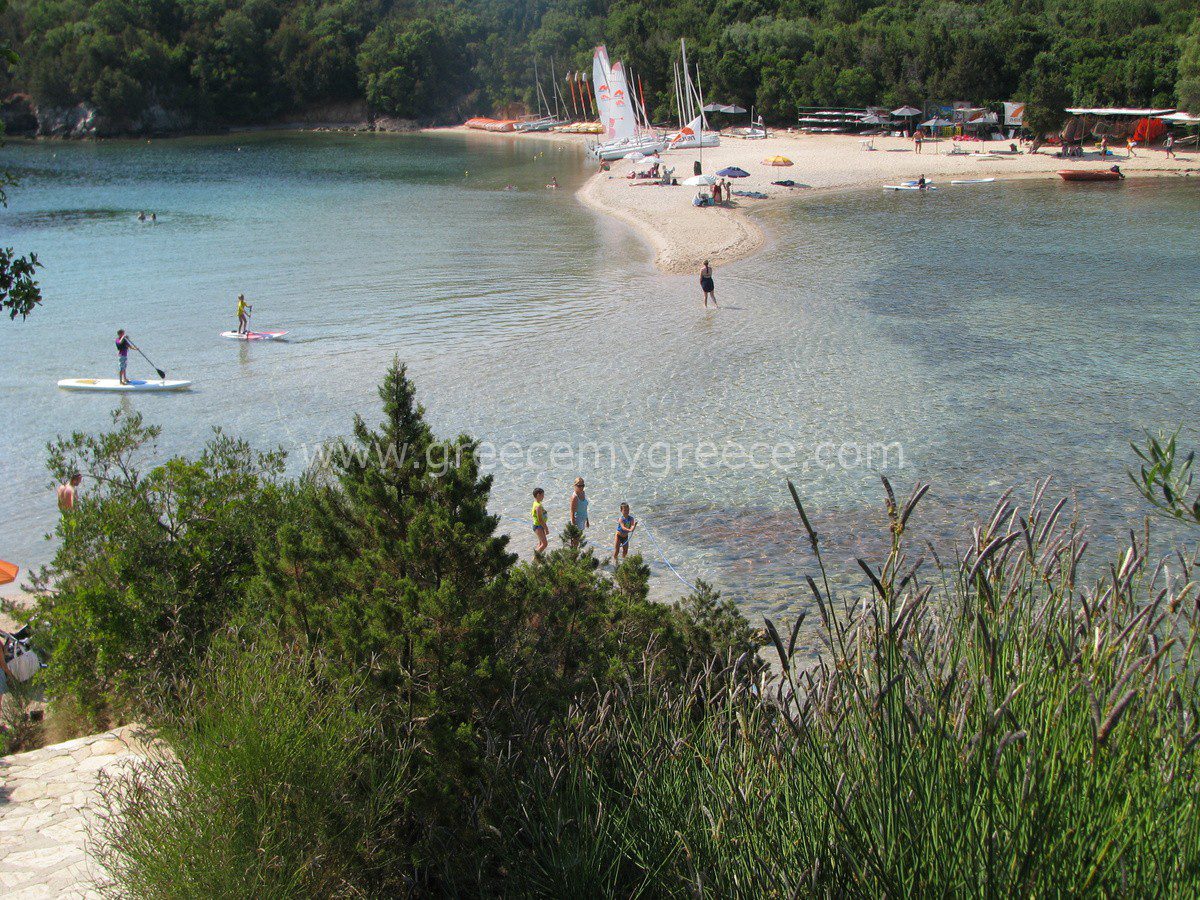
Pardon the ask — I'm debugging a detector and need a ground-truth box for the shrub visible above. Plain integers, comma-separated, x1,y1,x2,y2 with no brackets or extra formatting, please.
502,479,1200,895
26,412,285,727
95,636,413,899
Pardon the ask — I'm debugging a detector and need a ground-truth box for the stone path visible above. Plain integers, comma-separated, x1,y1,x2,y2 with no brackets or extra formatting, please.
0,727,148,898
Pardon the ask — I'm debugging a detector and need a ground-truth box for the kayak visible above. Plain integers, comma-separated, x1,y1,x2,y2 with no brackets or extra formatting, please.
951,178,995,184
220,330,289,341
884,184,936,191
58,378,192,392
1057,169,1122,182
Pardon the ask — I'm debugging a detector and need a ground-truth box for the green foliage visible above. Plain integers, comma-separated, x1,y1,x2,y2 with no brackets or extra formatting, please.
26,411,285,725
95,637,414,898
502,483,1200,895
1,5,43,320
3,0,1199,128
1130,428,1200,524
1179,19,1200,113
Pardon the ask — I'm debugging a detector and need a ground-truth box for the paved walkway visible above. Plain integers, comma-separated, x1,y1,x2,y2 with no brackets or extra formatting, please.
0,727,147,898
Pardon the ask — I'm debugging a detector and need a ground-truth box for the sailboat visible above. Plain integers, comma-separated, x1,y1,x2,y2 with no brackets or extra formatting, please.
666,39,719,150
515,59,567,132
586,46,665,160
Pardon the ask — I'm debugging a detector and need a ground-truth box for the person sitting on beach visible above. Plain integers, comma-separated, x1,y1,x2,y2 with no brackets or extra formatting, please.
569,477,589,547
917,174,927,189
700,260,717,307
57,472,82,512
531,487,549,553
612,502,637,565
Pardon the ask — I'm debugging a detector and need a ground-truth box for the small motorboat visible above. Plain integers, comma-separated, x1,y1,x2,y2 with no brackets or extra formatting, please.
1057,168,1124,182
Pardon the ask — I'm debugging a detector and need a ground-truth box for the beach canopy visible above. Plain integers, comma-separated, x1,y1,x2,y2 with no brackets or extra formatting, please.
716,166,750,177
860,114,885,125
1158,111,1200,123
920,117,954,128
1066,107,1174,117
892,106,922,117
762,155,793,166
0,559,18,587
683,174,717,186
703,103,747,114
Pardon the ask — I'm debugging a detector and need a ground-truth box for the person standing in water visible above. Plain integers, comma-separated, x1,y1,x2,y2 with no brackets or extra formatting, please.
236,293,253,334
700,260,717,308
531,487,549,553
612,502,637,565
569,477,589,547
57,472,82,511
115,328,136,385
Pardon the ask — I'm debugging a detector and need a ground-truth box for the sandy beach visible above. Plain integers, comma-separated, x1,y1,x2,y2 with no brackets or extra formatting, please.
579,132,1200,274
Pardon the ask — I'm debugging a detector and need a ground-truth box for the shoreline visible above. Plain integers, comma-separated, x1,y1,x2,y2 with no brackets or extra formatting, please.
425,127,1200,274
574,132,1200,275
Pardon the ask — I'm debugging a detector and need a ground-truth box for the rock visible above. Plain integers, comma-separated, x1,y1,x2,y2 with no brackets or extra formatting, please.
36,103,101,139
129,103,193,136
1,93,38,136
370,115,419,133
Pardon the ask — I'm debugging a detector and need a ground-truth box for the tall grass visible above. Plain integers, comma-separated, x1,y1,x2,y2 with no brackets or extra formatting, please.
504,480,1200,895
94,637,414,899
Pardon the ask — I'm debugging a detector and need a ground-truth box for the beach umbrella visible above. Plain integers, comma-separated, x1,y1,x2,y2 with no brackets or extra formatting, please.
721,104,747,114
0,559,18,587
920,117,954,128
683,174,717,186
627,151,646,162
762,155,793,166
892,106,922,117
716,166,750,177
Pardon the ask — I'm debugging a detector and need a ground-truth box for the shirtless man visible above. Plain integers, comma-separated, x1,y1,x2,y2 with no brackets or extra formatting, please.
57,472,82,511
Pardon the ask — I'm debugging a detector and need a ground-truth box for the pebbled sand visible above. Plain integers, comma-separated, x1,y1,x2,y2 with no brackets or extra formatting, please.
573,131,1199,274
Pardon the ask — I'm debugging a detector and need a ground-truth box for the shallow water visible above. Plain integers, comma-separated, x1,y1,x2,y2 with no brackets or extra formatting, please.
2,133,1198,615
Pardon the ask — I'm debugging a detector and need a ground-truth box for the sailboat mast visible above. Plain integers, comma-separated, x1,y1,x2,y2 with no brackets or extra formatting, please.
695,61,709,131
549,58,560,119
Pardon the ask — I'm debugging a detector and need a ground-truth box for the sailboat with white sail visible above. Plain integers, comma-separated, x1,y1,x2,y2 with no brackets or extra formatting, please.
666,39,719,150
586,45,664,160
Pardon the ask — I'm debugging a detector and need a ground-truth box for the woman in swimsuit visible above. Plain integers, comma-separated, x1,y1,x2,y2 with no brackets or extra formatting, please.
700,260,717,308
568,477,589,547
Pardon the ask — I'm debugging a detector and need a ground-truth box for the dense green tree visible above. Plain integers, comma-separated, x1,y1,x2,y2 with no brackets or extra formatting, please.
1179,18,1200,112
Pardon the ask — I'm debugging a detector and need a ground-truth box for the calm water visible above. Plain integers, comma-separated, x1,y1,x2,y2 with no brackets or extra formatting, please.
2,132,1198,614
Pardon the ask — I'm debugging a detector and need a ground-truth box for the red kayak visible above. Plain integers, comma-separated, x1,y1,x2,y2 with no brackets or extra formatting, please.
1057,169,1123,182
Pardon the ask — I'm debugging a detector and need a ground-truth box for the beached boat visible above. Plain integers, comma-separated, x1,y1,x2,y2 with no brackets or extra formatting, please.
1057,169,1123,182
586,46,665,160
665,40,720,151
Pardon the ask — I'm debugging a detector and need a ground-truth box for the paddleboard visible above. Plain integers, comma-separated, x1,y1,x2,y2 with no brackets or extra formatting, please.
220,330,289,341
884,184,936,191
58,378,192,392
951,178,995,184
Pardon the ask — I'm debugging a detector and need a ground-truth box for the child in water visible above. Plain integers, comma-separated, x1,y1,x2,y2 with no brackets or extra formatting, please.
531,487,549,553
613,502,637,565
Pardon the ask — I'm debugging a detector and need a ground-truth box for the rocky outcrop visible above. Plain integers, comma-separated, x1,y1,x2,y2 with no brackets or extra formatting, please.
369,114,420,132
1,93,39,136
35,103,102,138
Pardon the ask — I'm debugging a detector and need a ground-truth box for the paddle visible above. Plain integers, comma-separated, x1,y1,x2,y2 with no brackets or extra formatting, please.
133,345,167,379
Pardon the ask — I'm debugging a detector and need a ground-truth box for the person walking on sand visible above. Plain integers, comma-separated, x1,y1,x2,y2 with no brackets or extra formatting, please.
115,328,136,385
700,260,717,308
1128,138,1139,158
57,472,82,512
1165,133,1176,158
569,477,589,547
531,487,549,553
236,293,253,334
914,131,923,154
612,502,637,565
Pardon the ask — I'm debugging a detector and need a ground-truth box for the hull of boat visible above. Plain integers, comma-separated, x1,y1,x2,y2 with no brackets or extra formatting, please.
589,137,666,160
1057,170,1122,182
667,133,721,150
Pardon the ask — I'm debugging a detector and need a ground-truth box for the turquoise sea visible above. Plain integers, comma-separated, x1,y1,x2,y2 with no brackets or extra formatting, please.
2,131,1198,614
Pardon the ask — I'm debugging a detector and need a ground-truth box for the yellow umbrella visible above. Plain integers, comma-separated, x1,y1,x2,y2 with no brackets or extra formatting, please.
762,155,793,166
0,559,18,586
